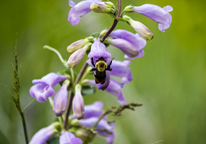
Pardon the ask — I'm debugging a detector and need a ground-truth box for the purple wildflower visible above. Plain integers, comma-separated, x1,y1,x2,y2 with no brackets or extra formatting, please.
110,60,132,84
132,4,173,32
87,79,126,105
88,38,111,63
77,102,115,144
84,101,107,119
68,0,106,26
29,122,59,144
60,131,82,144
109,29,146,59
73,84,85,119
30,73,68,102
53,80,70,116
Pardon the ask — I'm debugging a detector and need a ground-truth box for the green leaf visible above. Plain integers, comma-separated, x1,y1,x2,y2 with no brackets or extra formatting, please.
46,135,60,144
81,85,96,96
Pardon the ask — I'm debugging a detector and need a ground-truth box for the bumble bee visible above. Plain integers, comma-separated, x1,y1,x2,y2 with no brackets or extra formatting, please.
90,57,113,84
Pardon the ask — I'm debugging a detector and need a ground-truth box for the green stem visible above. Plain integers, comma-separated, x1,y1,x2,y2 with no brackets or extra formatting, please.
70,68,75,84
22,98,35,112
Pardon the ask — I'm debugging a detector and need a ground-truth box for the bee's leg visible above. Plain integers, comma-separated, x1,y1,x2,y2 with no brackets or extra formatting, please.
91,58,95,67
106,58,114,71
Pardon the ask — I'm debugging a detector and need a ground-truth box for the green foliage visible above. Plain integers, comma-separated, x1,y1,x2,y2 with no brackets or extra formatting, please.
46,135,60,144
81,85,96,96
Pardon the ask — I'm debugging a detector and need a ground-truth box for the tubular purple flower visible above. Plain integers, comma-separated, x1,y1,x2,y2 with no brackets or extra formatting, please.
105,79,126,105
68,0,93,26
73,84,85,119
106,38,138,58
132,4,173,32
29,122,60,144
84,101,104,119
30,73,68,102
67,39,89,53
87,79,126,105
110,60,132,84
53,80,70,116
110,30,146,59
68,0,104,26
88,38,111,63
60,131,82,144
67,43,91,68
32,73,68,87
79,117,114,144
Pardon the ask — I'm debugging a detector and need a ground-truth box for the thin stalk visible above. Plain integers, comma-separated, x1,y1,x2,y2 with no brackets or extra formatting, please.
101,0,122,42
64,61,89,129
22,98,35,112
70,68,75,84
63,91,74,129
43,45,65,63
74,62,88,86
12,44,29,144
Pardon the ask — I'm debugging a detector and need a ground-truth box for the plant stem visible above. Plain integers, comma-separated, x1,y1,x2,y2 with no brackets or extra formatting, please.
12,44,29,144
63,91,74,129
74,62,88,86
22,98,35,112
63,62,89,129
101,0,122,42
20,112,29,144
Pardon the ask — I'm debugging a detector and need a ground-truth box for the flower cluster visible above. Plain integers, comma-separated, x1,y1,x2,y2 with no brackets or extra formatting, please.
29,0,172,143
29,102,114,144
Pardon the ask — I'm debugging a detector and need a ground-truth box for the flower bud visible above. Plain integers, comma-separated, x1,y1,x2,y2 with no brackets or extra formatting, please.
75,128,95,142
90,3,115,13
123,5,135,13
53,80,70,116
67,43,91,68
123,15,154,40
67,39,89,53
73,84,85,119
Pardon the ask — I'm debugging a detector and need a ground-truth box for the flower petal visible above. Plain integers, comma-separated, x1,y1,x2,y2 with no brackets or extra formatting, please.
29,83,55,102
32,73,68,87
60,131,82,144
68,1,93,26
69,0,76,7
106,38,138,57
105,79,126,105
133,4,173,32
88,38,111,60
110,60,133,84
111,29,146,51
84,101,104,119
29,123,59,144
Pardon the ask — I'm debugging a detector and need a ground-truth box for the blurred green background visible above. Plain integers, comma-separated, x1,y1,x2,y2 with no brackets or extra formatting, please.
0,0,205,143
